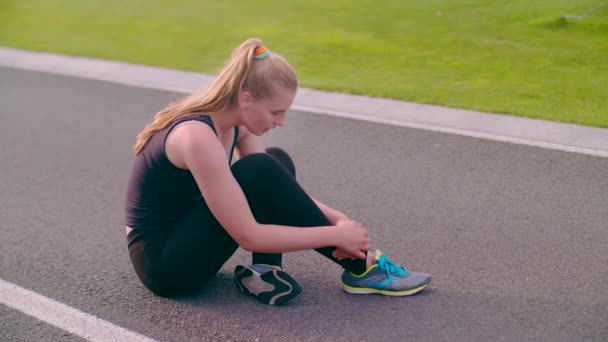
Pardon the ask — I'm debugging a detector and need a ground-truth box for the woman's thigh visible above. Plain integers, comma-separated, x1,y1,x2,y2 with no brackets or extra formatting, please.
141,198,239,296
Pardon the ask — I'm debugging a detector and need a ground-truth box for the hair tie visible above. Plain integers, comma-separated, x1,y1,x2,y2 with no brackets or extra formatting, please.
254,46,271,60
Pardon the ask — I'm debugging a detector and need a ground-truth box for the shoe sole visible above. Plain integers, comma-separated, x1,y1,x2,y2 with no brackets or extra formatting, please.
341,281,430,296
234,265,302,305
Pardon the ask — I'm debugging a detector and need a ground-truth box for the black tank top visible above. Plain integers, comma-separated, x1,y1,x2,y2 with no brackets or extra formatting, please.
125,115,238,231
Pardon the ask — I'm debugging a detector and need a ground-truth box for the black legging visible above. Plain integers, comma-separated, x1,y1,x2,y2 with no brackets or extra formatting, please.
127,147,367,297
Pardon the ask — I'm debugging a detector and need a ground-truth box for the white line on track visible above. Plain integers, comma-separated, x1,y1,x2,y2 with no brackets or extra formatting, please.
0,278,156,342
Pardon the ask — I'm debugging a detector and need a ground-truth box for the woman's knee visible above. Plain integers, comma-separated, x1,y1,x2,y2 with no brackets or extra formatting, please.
265,147,296,177
232,148,295,180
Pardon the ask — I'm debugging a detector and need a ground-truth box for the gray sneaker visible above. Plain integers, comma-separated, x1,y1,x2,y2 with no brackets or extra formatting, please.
341,250,431,296
234,264,302,305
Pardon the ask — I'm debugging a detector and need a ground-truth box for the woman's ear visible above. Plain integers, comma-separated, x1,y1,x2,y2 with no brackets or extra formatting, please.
239,91,253,109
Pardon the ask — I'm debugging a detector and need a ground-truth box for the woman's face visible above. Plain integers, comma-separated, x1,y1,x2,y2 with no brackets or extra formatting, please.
240,88,295,136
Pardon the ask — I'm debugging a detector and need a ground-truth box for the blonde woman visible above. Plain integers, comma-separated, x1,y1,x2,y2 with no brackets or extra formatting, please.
125,38,431,305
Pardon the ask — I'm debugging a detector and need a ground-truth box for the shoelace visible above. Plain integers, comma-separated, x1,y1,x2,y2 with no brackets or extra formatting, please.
377,254,409,278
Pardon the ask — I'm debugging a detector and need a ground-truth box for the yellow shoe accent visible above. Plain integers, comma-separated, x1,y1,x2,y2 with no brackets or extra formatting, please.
341,282,429,296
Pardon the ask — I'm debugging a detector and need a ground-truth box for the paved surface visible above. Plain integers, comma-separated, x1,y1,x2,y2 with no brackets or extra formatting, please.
1,66,607,341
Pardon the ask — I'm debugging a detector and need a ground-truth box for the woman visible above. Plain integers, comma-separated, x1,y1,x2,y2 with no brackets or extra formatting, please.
125,38,431,305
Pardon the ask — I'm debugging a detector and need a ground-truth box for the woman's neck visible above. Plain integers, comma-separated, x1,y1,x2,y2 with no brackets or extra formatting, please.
209,107,241,135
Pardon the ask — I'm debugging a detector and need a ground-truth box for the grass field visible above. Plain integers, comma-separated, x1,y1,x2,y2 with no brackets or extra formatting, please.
1,1,606,127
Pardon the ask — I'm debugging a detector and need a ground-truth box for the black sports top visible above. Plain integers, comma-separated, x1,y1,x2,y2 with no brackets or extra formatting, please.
125,115,238,231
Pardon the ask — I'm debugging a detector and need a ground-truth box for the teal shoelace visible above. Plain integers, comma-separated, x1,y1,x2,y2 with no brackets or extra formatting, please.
378,254,409,278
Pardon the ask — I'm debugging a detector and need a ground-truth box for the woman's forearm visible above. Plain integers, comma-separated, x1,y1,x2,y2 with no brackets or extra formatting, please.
242,223,339,253
312,198,348,225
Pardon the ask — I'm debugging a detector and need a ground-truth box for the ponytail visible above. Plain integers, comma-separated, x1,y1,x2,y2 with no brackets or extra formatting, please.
133,38,297,155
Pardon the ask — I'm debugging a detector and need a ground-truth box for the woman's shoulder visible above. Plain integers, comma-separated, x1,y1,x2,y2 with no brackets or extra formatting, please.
171,119,215,140
164,113,215,145
165,119,221,169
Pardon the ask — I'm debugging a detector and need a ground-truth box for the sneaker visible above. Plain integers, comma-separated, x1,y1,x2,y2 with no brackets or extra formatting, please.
341,250,431,296
234,264,302,305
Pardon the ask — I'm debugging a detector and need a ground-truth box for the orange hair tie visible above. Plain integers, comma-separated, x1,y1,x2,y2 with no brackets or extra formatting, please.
254,46,271,60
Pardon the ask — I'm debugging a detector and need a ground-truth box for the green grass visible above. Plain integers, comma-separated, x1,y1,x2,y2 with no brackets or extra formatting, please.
1,1,606,127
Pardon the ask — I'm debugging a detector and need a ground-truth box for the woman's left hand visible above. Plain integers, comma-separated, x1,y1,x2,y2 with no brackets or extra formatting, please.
335,215,350,225
332,216,366,260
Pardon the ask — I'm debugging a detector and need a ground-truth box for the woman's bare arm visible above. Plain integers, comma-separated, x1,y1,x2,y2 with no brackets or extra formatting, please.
166,121,369,257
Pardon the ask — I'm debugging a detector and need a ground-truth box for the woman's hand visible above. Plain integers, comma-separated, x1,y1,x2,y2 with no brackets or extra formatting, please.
334,220,371,259
332,217,364,259
335,215,350,225
332,247,360,260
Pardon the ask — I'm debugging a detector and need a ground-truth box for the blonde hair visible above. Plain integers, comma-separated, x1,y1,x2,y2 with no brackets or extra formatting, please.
133,38,298,155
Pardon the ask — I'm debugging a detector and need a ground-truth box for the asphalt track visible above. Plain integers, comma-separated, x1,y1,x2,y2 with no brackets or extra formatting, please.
1,66,607,341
